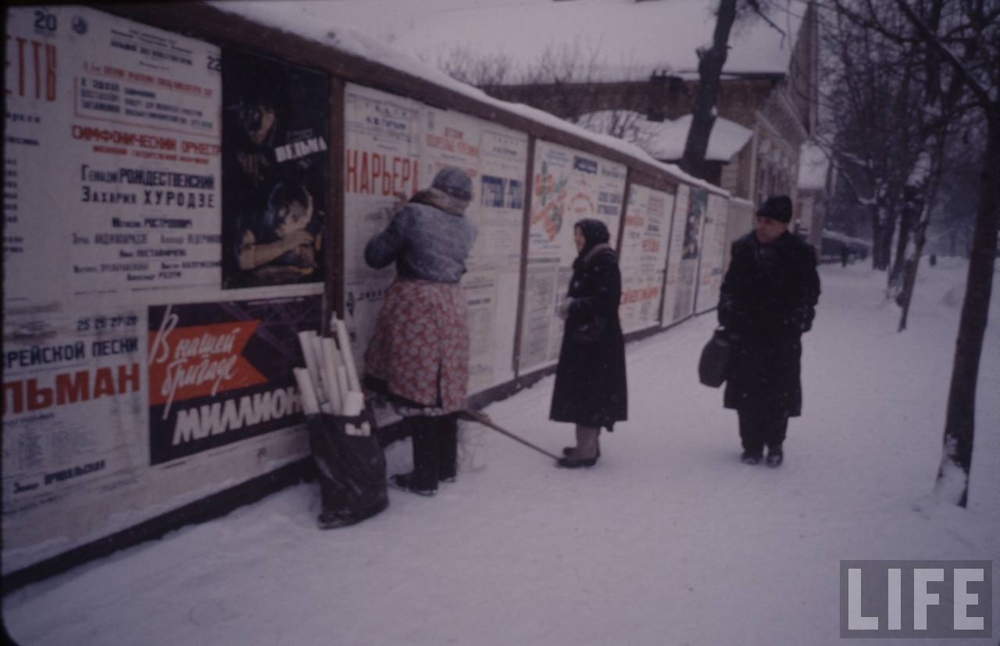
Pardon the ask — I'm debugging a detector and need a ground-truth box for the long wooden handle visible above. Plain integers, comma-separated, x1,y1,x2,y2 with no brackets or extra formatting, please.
460,409,561,461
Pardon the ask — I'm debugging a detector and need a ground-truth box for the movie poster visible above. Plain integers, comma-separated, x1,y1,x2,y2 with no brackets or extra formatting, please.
147,295,321,464
220,50,329,290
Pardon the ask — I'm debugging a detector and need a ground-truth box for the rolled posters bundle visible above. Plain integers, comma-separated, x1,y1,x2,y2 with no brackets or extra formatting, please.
295,322,369,436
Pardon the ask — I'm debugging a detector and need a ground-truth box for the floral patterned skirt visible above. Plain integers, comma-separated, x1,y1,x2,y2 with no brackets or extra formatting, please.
364,278,469,415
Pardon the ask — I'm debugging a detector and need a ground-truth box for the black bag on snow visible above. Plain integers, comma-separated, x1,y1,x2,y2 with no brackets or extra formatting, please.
698,327,732,388
307,411,388,529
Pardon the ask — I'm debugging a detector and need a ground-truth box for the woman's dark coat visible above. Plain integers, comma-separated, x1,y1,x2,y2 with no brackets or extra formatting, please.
550,221,628,430
718,231,820,417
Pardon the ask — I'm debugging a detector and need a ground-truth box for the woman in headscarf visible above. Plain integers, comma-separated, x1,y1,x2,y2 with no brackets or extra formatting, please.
363,166,478,496
551,218,628,468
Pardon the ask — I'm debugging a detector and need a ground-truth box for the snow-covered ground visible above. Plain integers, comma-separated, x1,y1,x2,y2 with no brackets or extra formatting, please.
4,258,998,645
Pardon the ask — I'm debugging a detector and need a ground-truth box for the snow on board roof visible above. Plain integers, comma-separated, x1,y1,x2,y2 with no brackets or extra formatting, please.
208,0,730,196
247,0,807,84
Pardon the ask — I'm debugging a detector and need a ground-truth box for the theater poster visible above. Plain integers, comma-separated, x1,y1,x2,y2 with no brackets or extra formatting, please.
220,49,329,291
147,295,321,464
3,6,222,306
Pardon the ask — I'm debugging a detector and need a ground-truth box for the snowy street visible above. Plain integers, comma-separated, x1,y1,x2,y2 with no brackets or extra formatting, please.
4,260,998,645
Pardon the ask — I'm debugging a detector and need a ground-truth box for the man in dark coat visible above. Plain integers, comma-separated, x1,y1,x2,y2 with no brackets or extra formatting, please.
718,196,820,467
551,219,628,468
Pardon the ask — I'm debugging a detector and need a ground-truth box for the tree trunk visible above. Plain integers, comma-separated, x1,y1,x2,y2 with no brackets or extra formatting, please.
680,0,738,173
888,211,913,288
889,187,920,294
872,208,893,271
896,204,930,331
935,110,1000,506
871,206,884,269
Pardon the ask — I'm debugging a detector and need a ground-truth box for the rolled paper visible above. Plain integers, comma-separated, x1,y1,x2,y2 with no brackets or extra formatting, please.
334,318,361,392
309,335,329,404
336,365,350,410
297,331,324,404
343,390,365,417
321,337,343,415
342,390,366,437
293,368,320,415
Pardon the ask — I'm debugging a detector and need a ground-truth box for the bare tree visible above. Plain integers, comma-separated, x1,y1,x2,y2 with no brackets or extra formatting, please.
681,0,781,174
817,3,927,272
829,0,1000,506
436,42,652,136
438,46,515,87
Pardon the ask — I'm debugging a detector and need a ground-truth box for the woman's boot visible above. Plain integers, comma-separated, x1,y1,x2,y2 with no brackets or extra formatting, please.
557,426,600,468
390,416,439,495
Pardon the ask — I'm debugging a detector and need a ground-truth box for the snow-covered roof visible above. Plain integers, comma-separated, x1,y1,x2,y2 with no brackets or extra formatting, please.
265,0,807,84
797,141,829,190
209,1,729,196
577,110,753,162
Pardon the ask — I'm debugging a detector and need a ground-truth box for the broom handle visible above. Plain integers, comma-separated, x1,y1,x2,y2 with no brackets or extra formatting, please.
461,409,561,461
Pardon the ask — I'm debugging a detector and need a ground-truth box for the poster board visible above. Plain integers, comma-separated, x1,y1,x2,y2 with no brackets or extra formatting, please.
517,140,626,374
3,7,325,573
619,184,675,334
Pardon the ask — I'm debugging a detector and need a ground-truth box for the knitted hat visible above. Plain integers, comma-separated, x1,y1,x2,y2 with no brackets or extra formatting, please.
431,166,472,201
757,195,793,223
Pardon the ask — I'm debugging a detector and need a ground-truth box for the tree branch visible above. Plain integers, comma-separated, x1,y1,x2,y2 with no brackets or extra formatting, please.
893,0,992,105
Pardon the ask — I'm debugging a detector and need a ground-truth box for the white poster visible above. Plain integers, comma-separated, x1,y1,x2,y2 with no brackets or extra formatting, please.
694,192,730,314
341,84,424,370
666,186,706,324
2,307,146,514
4,6,222,308
518,141,626,373
661,184,689,326
619,184,675,334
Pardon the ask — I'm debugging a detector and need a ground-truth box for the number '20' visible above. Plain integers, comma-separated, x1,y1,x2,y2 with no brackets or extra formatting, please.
34,10,57,32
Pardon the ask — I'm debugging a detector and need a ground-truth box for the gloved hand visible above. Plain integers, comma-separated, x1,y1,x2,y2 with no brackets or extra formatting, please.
557,297,573,320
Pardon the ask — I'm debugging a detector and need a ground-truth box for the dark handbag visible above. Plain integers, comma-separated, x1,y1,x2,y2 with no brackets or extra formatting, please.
698,327,731,388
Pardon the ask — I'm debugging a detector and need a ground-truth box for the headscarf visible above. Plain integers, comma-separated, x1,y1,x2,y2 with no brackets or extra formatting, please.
409,166,473,216
573,218,612,270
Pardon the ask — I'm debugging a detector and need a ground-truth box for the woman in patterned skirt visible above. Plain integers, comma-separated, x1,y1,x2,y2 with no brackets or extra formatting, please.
363,167,478,496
